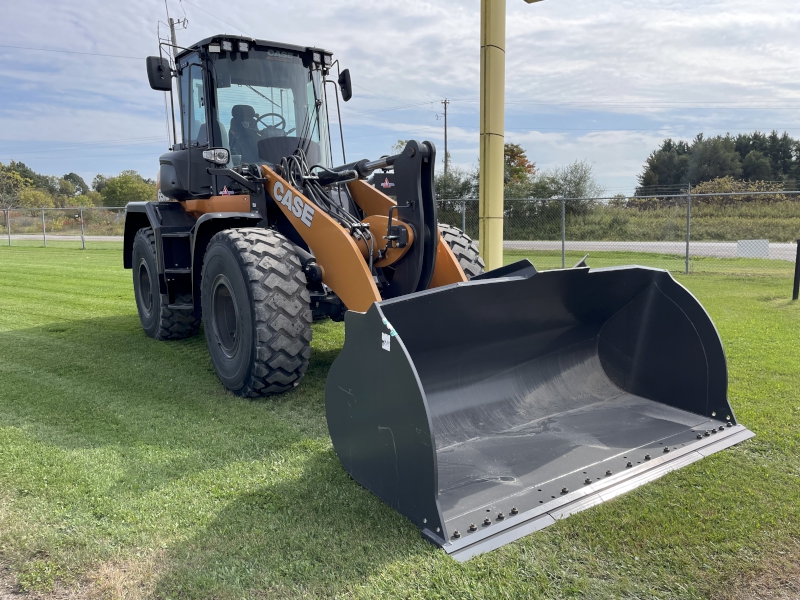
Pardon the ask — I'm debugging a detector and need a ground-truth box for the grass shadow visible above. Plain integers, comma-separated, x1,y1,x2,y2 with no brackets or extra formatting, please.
150,446,436,599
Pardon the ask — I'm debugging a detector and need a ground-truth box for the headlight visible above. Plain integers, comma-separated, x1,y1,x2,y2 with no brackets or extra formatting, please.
323,54,333,66
238,42,249,53
203,148,230,165
221,40,233,52
312,51,322,64
208,43,221,53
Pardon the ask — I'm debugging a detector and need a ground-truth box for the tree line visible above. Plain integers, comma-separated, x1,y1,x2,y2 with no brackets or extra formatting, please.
637,130,800,194
386,140,605,202
0,161,156,209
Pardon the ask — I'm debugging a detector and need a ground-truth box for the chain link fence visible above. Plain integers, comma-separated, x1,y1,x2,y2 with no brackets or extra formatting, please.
3,193,798,277
1,207,125,248
438,191,800,276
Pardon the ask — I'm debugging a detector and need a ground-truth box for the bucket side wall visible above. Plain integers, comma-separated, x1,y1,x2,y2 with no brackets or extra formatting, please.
325,305,445,539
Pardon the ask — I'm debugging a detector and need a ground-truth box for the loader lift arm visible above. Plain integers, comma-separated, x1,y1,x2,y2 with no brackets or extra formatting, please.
259,140,466,312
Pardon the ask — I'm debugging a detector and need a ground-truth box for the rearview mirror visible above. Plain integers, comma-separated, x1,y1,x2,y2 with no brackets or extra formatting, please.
338,69,353,102
146,56,173,92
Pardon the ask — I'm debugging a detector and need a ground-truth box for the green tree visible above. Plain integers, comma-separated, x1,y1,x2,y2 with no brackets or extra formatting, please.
391,140,409,154
5,161,58,194
83,191,103,206
100,171,156,207
0,166,30,208
92,174,108,193
63,172,89,196
637,138,691,193
435,165,477,199
687,134,742,185
545,160,605,200
742,150,772,182
18,188,55,208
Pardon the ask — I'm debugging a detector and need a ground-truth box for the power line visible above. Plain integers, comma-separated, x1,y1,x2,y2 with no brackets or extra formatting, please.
0,44,144,60
341,101,435,116
180,0,250,36
350,83,438,107
0,151,158,161
0,137,166,154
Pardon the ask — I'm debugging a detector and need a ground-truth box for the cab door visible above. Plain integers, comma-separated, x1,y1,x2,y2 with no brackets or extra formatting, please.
160,56,212,200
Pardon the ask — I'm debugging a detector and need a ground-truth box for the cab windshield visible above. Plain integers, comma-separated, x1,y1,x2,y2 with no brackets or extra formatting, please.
210,50,331,168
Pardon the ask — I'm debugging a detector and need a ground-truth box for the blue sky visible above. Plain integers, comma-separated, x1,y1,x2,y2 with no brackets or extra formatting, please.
1,0,799,195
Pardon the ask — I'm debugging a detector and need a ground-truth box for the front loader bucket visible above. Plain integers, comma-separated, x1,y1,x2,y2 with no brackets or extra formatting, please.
325,263,753,560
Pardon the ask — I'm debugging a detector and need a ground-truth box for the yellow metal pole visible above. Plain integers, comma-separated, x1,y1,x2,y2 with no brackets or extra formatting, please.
479,0,544,270
478,0,507,271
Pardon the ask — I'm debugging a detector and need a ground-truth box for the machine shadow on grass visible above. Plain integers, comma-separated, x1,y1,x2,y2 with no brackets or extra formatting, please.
149,449,436,599
1,314,379,594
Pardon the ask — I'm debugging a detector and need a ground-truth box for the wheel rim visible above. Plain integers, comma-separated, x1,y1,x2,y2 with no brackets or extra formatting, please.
137,259,153,316
211,275,240,358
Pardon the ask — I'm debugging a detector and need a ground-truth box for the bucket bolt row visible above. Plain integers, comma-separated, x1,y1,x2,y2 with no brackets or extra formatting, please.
456,506,521,538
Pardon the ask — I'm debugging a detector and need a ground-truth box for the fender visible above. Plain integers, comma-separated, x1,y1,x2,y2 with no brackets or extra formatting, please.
190,212,262,315
123,201,197,298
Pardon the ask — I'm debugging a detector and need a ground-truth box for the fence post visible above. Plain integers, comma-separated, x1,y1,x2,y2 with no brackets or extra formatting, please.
561,199,566,269
5,209,10,247
80,207,86,250
685,186,691,274
41,208,47,248
792,239,800,301
461,201,466,233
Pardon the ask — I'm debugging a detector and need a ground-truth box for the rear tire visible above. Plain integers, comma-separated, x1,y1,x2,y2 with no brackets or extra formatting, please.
201,228,312,397
132,227,199,340
439,224,485,279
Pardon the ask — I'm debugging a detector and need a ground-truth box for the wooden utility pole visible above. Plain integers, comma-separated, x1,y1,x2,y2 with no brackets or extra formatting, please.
169,17,179,59
442,99,450,177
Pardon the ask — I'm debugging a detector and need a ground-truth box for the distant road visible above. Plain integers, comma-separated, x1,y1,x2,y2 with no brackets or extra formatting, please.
9,234,123,242
7,235,797,262
504,240,798,262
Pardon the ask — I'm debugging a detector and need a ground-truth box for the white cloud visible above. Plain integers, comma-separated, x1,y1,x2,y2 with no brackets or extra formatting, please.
0,0,798,191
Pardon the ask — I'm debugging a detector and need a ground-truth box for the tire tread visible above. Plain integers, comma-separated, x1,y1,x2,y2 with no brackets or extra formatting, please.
439,224,485,279
204,228,312,397
134,228,199,341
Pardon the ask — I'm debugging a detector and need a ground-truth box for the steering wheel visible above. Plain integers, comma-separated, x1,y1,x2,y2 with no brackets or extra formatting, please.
255,112,297,136
256,112,286,131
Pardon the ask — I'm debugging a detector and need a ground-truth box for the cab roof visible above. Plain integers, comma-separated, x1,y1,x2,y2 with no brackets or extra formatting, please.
175,34,331,61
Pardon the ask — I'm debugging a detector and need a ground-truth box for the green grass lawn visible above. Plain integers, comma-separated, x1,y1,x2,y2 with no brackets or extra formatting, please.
1,245,799,599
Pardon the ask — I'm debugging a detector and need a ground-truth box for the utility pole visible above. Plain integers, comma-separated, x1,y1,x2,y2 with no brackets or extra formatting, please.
169,17,179,60
442,99,450,178
164,0,186,60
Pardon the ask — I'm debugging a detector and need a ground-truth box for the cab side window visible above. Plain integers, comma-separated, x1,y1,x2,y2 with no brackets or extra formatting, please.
189,65,207,146
178,61,208,148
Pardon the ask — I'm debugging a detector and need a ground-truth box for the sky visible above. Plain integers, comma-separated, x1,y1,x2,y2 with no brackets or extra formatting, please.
1,0,799,195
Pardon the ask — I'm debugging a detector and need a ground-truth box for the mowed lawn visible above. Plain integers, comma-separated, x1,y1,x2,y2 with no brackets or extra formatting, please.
0,245,799,599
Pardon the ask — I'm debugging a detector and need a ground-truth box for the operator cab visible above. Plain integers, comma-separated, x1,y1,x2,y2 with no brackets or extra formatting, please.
148,35,345,201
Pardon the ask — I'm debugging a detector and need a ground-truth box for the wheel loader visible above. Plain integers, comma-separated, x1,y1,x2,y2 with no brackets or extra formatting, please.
125,34,753,560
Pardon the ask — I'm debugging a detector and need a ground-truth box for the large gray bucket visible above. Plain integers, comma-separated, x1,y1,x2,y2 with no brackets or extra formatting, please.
325,262,753,560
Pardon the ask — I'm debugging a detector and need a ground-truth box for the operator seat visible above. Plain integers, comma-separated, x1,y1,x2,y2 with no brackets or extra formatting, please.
229,105,262,163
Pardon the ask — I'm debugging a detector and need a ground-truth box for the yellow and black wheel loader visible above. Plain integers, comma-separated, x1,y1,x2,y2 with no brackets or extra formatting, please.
125,35,753,560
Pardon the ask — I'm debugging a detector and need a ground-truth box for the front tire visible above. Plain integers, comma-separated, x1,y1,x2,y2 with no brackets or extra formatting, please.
131,227,199,340
201,228,312,397
439,223,485,279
